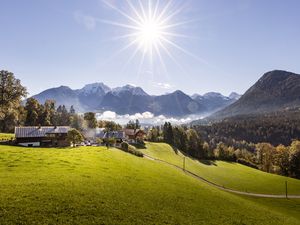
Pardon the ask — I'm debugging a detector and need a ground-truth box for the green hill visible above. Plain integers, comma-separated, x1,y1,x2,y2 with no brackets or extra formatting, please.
143,142,300,195
0,145,300,224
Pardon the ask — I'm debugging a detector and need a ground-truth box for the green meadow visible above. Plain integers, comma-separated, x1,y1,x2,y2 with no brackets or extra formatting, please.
0,144,300,224
143,142,300,195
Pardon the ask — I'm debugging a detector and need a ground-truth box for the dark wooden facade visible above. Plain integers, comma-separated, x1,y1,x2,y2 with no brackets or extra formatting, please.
15,126,70,147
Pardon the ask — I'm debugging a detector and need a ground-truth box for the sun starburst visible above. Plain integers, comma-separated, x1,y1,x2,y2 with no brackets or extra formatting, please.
100,0,202,80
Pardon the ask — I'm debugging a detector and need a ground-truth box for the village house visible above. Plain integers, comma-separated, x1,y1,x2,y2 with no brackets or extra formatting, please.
15,126,70,147
124,129,146,143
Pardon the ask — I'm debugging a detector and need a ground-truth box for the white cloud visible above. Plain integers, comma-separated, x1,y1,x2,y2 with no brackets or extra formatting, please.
97,111,117,120
155,82,173,90
74,11,97,30
96,111,199,125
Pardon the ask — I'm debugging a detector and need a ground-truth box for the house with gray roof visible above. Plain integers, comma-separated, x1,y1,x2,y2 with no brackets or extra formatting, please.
15,126,70,147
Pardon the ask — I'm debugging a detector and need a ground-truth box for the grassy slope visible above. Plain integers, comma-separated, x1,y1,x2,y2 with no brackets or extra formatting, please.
0,133,14,141
0,145,300,224
143,142,300,195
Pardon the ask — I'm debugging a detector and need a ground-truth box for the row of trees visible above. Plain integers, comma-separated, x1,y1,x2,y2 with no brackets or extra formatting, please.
147,122,300,179
148,122,205,159
255,141,300,178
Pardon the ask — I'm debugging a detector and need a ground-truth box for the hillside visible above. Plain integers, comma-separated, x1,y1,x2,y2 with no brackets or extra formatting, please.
143,142,300,195
1,145,300,224
211,70,300,119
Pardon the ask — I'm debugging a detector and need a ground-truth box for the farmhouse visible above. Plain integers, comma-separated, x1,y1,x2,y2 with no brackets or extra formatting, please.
15,126,70,147
124,129,146,143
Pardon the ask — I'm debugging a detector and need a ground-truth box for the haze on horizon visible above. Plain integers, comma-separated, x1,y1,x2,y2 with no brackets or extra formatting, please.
1,0,300,96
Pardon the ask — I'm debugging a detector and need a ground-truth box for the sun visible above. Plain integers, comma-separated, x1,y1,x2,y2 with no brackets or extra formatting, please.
100,0,201,75
136,18,164,52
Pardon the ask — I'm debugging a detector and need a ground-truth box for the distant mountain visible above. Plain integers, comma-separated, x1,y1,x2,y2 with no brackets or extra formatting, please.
191,92,238,113
210,70,300,119
151,90,205,116
111,85,148,96
77,83,111,110
32,86,84,111
32,83,239,117
228,92,241,100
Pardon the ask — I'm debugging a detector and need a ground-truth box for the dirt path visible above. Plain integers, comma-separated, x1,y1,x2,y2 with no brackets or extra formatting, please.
143,153,300,199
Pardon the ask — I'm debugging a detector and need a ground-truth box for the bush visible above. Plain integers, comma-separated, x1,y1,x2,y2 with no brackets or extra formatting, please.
237,158,258,169
120,142,143,157
121,142,129,151
131,140,146,149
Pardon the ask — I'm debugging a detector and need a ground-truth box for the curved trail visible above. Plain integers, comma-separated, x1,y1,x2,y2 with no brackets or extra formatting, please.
143,154,300,199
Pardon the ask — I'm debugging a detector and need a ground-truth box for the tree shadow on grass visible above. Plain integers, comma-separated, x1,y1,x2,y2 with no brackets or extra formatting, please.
198,160,217,166
171,146,179,154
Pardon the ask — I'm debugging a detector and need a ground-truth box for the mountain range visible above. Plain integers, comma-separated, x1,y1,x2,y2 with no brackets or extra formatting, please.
209,70,300,120
31,83,240,117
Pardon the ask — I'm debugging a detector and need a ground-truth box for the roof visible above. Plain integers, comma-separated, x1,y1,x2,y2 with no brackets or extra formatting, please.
15,126,70,138
124,129,146,136
103,131,125,139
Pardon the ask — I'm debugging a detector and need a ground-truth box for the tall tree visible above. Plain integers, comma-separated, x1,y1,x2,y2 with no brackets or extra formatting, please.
274,144,290,176
0,70,27,132
69,105,75,114
289,140,300,178
67,128,84,147
70,114,85,131
84,112,97,128
256,143,275,173
163,122,174,145
186,129,203,158
126,119,141,130
24,98,41,126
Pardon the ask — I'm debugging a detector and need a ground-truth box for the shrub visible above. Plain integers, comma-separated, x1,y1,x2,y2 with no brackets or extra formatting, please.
121,142,129,151
131,139,146,149
120,142,143,157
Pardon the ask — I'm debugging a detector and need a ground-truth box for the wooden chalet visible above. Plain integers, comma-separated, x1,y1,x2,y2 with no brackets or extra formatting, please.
15,126,70,147
124,129,146,143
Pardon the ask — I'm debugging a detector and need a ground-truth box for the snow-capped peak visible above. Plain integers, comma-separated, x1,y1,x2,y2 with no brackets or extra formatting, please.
112,85,148,96
229,92,241,100
203,92,229,100
80,83,111,95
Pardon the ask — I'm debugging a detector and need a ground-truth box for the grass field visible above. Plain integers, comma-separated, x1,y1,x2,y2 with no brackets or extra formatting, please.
1,144,300,224
142,142,300,195
0,133,14,141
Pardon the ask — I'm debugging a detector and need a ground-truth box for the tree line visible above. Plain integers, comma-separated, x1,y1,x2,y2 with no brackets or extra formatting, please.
147,122,300,179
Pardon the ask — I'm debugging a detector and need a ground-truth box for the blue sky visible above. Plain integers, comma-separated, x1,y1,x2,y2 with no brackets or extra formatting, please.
1,0,300,96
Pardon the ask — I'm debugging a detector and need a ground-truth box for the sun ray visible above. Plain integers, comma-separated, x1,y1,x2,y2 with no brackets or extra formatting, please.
156,0,173,22
126,0,145,23
99,38,140,67
138,0,148,22
102,0,142,26
120,45,141,72
153,42,170,80
98,19,140,30
157,39,190,76
158,5,185,26
153,0,160,19
160,36,209,65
